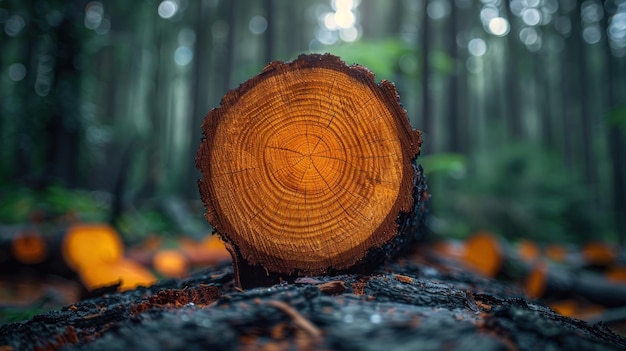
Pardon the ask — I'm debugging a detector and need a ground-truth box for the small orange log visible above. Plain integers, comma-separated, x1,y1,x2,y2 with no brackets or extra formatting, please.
463,231,502,277
62,223,155,291
606,266,626,283
62,224,124,270
11,230,48,264
544,244,567,263
196,54,426,288
524,260,548,299
516,239,540,264
78,259,155,291
581,242,617,267
153,249,189,278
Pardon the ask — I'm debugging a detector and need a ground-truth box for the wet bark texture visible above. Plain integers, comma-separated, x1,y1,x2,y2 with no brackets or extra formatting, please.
1,256,625,351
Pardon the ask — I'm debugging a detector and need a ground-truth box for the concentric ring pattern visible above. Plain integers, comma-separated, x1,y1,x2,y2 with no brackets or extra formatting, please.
199,57,417,273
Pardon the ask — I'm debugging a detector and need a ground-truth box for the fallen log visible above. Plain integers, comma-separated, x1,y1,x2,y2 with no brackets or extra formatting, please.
196,53,427,288
1,260,625,351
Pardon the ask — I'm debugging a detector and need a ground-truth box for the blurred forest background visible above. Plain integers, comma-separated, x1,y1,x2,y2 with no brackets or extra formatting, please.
1,0,625,249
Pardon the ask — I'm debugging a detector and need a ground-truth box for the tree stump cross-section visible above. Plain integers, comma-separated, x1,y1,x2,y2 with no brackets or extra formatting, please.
196,54,425,288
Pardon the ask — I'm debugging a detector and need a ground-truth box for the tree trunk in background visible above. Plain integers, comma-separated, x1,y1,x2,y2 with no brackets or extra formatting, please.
141,15,166,199
604,38,626,245
560,8,580,170
541,47,556,150
5,1,85,188
607,103,626,246
187,0,214,198
43,3,83,188
15,1,40,184
420,0,432,139
263,0,274,63
454,1,470,154
445,1,460,153
389,0,404,35
223,0,237,92
532,50,550,145
504,0,522,140
285,0,304,57
572,5,595,196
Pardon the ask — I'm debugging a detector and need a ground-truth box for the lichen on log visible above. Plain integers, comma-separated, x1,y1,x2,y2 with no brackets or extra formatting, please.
196,53,425,288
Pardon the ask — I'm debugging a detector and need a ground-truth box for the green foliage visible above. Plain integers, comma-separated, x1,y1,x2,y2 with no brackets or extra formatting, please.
0,184,108,224
606,105,626,127
0,183,196,243
427,142,605,244
323,39,414,81
428,50,456,76
0,306,46,326
419,153,467,176
115,207,177,244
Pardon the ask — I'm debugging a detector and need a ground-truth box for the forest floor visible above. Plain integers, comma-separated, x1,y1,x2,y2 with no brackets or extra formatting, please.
1,235,626,350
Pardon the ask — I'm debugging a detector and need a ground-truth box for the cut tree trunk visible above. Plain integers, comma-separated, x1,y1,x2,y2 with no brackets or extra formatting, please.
196,54,426,288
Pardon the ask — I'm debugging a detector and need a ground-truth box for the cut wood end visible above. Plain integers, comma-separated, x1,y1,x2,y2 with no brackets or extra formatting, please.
196,53,426,287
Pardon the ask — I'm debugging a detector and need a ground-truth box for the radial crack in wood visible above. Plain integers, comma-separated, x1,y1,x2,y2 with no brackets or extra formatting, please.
196,53,425,288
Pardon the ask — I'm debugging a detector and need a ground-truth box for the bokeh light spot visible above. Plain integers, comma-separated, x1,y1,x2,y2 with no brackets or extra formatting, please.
340,26,359,42
334,9,355,29
333,0,356,11
522,8,541,26
249,15,268,35
428,0,451,20
509,0,524,16
158,0,178,19
582,25,602,44
519,27,538,45
581,0,603,23
466,56,483,74
488,17,510,36
95,18,110,35
543,0,559,14
5,15,26,36
608,12,626,45
468,38,487,56
174,46,193,66
525,0,541,7
316,0,361,43
8,63,26,82
480,6,499,24
520,27,543,51
315,27,338,45
323,12,338,30
84,1,104,29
